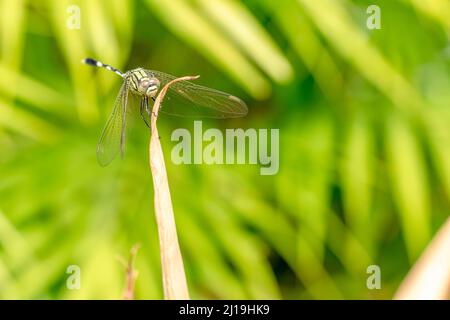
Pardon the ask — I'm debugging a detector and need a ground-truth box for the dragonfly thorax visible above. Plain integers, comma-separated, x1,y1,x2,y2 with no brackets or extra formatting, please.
127,68,160,97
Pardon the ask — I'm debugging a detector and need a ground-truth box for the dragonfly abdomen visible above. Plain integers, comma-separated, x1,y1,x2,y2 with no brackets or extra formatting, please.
82,57,124,77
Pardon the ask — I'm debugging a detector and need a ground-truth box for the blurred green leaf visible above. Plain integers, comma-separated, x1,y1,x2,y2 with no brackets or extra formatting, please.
0,0,26,68
0,99,61,142
408,0,450,35
49,0,99,123
197,0,294,84
262,0,344,98
340,112,375,256
386,114,431,261
145,0,271,99
300,0,426,114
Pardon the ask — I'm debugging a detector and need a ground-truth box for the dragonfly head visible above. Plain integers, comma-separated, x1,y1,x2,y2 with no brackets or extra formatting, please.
138,77,160,97
129,69,160,97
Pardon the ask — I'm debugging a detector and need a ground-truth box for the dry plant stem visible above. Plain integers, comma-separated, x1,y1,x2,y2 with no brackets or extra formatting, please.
149,75,199,300
125,244,140,300
117,243,141,300
394,217,450,300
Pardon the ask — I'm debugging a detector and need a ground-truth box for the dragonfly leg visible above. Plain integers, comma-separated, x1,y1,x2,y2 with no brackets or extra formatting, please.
144,96,150,115
140,97,150,128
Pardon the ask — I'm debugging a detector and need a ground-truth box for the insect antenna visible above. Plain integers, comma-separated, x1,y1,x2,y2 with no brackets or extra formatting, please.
82,57,124,77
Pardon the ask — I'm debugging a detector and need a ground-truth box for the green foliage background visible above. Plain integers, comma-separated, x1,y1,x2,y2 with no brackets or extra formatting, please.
0,0,449,299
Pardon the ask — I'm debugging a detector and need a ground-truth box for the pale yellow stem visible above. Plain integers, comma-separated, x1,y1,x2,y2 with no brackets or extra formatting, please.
149,75,199,300
394,217,450,300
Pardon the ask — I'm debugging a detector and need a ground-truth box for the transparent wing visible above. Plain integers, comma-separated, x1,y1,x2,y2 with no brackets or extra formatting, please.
96,82,129,166
148,70,248,118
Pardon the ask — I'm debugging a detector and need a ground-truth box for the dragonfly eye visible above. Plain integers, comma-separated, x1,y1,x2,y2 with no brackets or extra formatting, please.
138,78,159,92
145,78,160,97
139,79,150,89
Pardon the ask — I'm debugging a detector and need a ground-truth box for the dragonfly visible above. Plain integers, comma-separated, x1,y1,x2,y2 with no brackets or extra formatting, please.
82,58,248,166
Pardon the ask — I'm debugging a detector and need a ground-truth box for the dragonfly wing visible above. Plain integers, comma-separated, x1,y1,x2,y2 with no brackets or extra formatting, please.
96,82,129,166
149,70,248,118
